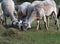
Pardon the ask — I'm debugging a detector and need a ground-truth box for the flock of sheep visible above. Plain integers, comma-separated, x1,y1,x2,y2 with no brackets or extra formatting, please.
0,0,60,31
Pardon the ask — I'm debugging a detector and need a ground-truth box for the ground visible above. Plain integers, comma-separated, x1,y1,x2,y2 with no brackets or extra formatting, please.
0,17,60,44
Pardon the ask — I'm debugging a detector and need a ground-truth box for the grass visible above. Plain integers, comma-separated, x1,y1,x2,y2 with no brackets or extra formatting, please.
0,17,60,44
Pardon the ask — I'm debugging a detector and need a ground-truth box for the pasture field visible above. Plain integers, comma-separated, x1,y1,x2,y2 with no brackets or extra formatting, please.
0,17,60,44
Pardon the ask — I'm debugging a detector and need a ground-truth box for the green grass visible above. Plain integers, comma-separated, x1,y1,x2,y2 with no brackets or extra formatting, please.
0,17,60,44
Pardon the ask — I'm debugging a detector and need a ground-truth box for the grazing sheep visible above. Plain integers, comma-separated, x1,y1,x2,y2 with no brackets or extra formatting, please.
1,0,18,26
23,1,48,30
21,0,59,31
14,2,32,30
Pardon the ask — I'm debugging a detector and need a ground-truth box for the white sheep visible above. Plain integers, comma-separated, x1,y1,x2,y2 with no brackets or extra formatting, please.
21,0,59,31
1,0,18,26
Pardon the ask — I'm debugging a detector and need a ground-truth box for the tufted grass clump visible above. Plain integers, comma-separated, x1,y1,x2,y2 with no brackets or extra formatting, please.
2,28,20,37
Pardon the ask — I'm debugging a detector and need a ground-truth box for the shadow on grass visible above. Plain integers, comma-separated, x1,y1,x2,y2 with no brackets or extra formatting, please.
3,24,18,30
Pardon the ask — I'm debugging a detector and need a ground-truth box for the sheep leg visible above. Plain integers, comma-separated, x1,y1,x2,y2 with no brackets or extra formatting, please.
43,16,48,31
46,16,49,27
2,14,6,25
36,20,40,30
39,22,41,30
5,16,6,25
53,13,59,30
